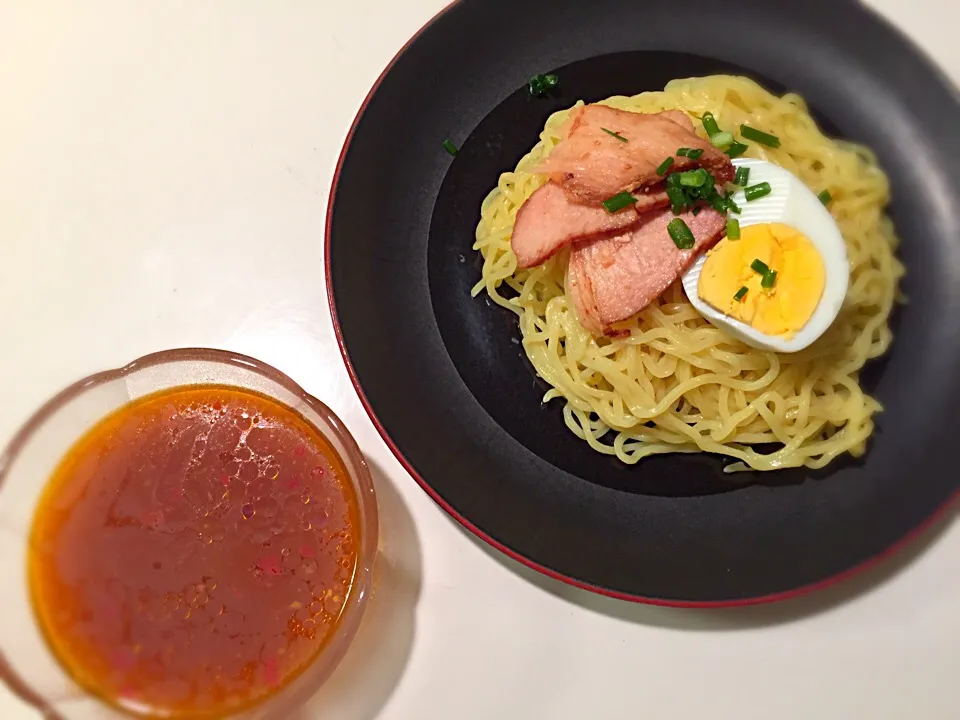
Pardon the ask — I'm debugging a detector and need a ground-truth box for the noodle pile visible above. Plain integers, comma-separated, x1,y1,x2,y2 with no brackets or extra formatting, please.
472,76,903,471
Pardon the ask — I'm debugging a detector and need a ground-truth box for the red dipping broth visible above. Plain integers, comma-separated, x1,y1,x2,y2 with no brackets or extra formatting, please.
28,385,361,719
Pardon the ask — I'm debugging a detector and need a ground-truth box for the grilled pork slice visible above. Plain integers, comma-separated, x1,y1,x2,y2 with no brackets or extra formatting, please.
534,105,735,205
567,207,726,335
510,182,648,269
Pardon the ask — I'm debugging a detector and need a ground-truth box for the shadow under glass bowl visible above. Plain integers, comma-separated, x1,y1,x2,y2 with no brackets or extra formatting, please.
0,348,378,720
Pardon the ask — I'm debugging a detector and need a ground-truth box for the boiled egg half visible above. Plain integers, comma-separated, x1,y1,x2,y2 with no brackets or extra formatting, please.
681,158,849,353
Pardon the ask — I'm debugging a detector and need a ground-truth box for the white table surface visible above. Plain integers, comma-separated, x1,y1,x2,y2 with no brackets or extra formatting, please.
1,1,958,718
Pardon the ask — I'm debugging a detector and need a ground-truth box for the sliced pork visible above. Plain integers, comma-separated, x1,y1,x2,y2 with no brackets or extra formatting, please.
510,182,650,269
568,207,727,335
534,105,735,205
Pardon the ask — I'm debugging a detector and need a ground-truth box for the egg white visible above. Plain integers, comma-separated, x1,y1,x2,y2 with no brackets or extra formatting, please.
681,158,850,353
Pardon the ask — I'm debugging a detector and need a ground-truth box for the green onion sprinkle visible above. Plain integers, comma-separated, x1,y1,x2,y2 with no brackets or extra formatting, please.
656,156,675,175
744,182,772,202
724,194,742,215
677,147,704,160
602,128,628,143
710,131,734,149
726,142,748,159
726,218,741,240
751,258,770,276
602,191,637,214
528,74,559,97
679,169,708,187
740,125,781,148
701,112,721,137
667,218,696,250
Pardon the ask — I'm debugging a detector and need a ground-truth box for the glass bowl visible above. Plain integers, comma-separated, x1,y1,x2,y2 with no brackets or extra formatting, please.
0,348,378,719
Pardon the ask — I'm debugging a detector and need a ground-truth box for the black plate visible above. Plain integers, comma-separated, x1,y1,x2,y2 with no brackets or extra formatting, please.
328,0,960,604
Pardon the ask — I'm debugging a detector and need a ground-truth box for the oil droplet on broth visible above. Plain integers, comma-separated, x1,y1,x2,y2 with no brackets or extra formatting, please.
241,504,255,520
282,552,300,571
207,603,225,618
257,497,279,519
296,558,319,579
249,527,272,545
282,495,301,515
188,585,210,609
324,591,343,615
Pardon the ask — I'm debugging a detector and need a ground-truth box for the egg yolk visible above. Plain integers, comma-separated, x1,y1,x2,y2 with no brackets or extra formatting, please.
697,222,826,339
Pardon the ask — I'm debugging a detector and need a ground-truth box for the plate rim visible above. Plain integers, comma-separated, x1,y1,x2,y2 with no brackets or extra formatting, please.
325,0,960,607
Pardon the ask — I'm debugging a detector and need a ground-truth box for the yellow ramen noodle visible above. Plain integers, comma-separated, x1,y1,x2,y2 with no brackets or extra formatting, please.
471,76,903,472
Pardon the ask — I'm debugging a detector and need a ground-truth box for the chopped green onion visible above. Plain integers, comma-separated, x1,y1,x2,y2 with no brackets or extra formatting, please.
679,169,708,187
702,112,721,137
761,269,778,290
734,286,749,302
442,139,458,156
602,128,628,143
709,192,728,213
656,156,674,175
726,218,741,240
602,191,637,214
692,206,702,216
694,180,715,199
667,218,696,249
677,147,704,160
744,182,772,201
751,259,770,276
663,166,724,215
740,125,781,148
724,194,742,215
726,142,748,158
529,73,559,97
710,131,735,149
666,187,686,214
818,189,832,205
734,166,751,187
